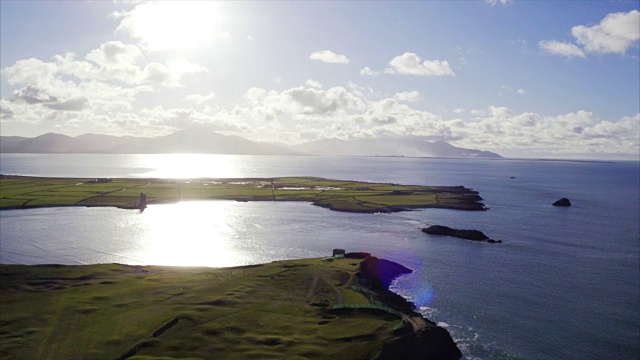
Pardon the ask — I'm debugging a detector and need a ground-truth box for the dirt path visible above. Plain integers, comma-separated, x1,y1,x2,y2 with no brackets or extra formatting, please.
305,275,319,304
320,274,343,304
401,314,427,333
305,273,343,305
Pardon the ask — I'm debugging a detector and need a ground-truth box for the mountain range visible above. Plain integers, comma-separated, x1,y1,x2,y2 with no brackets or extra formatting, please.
0,128,502,158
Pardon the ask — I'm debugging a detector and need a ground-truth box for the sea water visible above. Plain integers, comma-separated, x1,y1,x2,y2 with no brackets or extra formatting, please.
0,154,638,359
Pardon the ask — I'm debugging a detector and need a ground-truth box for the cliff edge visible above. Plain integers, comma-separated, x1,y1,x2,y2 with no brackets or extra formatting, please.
352,254,463,360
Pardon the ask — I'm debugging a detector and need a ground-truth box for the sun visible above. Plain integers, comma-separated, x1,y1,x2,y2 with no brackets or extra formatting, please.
117,1,230,51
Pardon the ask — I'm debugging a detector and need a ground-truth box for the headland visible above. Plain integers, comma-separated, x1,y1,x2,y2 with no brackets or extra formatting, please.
0,253,461,359
0,175,485,213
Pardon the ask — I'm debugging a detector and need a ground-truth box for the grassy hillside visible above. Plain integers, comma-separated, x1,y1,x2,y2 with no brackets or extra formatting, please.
1,257,418,360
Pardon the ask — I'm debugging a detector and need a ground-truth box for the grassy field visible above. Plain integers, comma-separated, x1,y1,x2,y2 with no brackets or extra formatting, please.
0,257,410,360
0,175,485,212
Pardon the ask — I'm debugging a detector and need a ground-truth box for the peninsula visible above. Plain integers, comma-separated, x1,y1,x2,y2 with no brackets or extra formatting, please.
0,253,461,359
0,175,485,213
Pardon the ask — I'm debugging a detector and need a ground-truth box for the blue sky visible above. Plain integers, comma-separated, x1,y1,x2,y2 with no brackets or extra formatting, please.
1,0,638,159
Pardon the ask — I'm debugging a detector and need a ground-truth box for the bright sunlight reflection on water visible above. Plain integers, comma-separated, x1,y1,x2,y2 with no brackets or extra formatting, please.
133,201,250,267
140,154,241,178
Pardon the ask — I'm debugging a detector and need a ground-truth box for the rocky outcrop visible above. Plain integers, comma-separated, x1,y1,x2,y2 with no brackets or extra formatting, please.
422,225,502,243
358,255,413,289
552,198,571,207
377,326,462,360
355,255,462,360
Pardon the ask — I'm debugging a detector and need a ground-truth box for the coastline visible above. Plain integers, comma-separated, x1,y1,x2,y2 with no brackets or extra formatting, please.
0,254,461,359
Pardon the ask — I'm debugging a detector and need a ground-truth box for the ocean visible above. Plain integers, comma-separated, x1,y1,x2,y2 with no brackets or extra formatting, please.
1,153,638,359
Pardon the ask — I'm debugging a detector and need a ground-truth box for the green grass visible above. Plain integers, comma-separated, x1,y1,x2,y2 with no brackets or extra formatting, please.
0,175,485,213
342,289,371,305
0,258,406,360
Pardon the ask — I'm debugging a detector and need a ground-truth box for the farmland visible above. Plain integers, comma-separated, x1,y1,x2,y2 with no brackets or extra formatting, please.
0,175,485,213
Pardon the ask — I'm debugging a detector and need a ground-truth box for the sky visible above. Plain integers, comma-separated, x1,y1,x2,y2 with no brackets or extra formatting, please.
0,0,639,160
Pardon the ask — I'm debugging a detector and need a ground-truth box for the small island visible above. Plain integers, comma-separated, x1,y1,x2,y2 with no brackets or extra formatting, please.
422,225,502,243
0,253,461,359
552,198,571,207
0,175,485,213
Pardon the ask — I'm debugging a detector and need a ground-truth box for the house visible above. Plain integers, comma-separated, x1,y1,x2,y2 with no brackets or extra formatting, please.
332,249,346,258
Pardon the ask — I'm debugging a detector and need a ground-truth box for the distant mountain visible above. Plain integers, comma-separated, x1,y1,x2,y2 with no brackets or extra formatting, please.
1,130,502,158
143,128,297,155
0,128,299,155
0,136,28,153
293,137,502,158
74,133,148,153
2,133,88,153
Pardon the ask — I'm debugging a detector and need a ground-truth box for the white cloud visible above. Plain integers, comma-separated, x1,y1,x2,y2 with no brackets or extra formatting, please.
85,41,144,67
539,40,585,58
449,106,639,156
199,84,640,156
282,86,364,115
45,97,90,112
452,108,465,114
500,85,527,96
48,43,205,88
540,10,640,57
485,0,513,5
393,91,421,103
184,92,216,105
360,67,380,77
167,58,208,77
488,105,515,117
0,99,16,120
572,10,640,54
0,42,190,132
112,105,241,134
2,58,57,87
140,62,179,87
386,52,455,76
3,56,151,108
309,50,350,64
11,85,58,104
305,79,323,88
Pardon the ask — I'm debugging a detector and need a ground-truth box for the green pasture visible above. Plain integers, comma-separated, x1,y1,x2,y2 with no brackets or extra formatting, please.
0,175,484,212
0,257,405,360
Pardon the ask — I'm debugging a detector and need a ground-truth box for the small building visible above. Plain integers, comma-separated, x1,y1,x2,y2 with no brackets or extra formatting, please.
87,178,112,184
138,192,147,209
332,249,346,258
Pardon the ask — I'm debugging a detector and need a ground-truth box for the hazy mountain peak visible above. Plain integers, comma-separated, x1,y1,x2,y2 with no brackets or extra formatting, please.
1,130,299,155
1,130,500,158
294,137,502,158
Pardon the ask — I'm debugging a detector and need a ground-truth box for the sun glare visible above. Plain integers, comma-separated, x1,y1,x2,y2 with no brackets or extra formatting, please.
141,154,240,178
120,1,229,51
138,201,247,267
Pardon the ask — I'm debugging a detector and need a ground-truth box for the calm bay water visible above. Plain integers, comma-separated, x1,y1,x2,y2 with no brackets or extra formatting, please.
1,154,638,359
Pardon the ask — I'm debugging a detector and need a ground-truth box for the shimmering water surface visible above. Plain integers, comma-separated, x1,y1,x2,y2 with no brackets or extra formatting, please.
1,154,638,359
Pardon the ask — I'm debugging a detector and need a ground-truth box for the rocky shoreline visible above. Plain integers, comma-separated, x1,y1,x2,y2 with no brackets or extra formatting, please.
351,253,463,360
